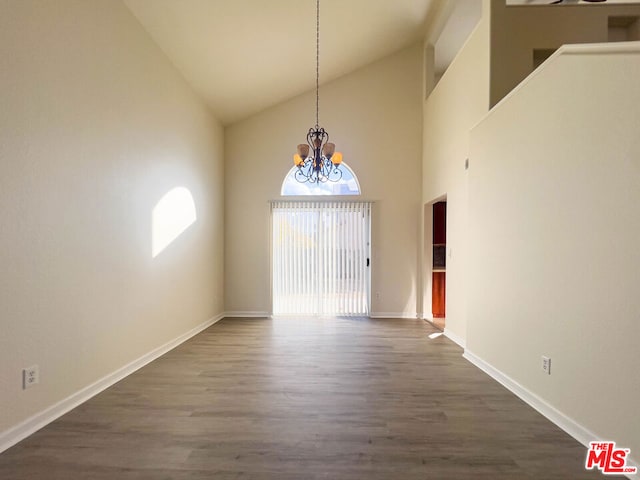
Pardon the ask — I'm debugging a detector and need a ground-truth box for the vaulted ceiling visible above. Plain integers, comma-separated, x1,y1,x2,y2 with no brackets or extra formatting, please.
124,0,444,125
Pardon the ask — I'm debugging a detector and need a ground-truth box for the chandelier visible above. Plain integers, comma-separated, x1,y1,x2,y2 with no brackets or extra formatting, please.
292,0,343,184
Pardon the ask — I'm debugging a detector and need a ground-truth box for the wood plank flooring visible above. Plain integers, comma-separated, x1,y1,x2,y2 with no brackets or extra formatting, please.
0,317,612,479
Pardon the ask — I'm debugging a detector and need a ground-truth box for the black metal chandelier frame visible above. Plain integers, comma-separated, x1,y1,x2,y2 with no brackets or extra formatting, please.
295,127,342,184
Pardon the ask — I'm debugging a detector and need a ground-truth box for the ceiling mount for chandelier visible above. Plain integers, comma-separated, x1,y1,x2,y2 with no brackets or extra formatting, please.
292,0,343,184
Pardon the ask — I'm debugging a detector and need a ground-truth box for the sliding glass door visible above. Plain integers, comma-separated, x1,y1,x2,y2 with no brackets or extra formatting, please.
271,201,371,316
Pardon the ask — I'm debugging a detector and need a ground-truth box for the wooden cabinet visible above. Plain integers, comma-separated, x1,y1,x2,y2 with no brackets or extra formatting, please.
432,272,446,318
432,202,446,319
433,202,446,245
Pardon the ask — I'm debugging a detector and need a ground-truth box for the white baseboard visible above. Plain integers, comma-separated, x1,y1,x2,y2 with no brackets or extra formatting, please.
444,328,466,349
225,312,420,320
420,319,466,349
225,312,422,320
463,349,638,479
463,349,597,444
0,313,224,454
369,312,418,319
223,311,271,318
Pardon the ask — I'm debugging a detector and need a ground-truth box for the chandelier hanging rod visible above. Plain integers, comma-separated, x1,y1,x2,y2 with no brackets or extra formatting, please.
291,0,344,185
316,0,319,127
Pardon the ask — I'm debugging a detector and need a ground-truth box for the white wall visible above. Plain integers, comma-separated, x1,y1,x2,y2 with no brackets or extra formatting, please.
421,0,490,342
225,44,423,318
468,43,640,457
0,0,224,441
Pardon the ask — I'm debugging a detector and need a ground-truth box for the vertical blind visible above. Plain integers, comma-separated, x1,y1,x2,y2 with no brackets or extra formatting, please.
272,201,371,316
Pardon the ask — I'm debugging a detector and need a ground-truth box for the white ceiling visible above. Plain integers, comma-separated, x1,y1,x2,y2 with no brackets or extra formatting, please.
124,0,443,125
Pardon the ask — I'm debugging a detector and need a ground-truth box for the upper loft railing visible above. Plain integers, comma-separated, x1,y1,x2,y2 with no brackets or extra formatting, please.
480,40,640,125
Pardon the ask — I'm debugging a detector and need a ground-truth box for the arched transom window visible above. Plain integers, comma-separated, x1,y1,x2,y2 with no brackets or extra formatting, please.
281,162,361,196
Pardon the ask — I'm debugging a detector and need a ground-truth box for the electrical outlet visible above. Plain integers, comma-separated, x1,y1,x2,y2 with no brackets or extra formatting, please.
375,292,380,300
542,356,551,375
23,365,39,389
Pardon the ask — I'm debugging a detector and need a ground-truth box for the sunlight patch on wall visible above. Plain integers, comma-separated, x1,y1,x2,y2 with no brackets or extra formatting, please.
152,187,197,257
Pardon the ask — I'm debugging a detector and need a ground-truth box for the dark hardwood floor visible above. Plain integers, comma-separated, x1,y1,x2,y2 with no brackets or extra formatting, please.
0,317,612,479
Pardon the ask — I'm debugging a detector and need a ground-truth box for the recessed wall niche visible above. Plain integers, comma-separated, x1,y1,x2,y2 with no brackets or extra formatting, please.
608,16,640,42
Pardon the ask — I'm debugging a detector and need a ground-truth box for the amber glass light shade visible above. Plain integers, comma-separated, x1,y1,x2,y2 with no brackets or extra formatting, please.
331,152,343,165
294,154,305,166
297,144,310,158
322,142,335,158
